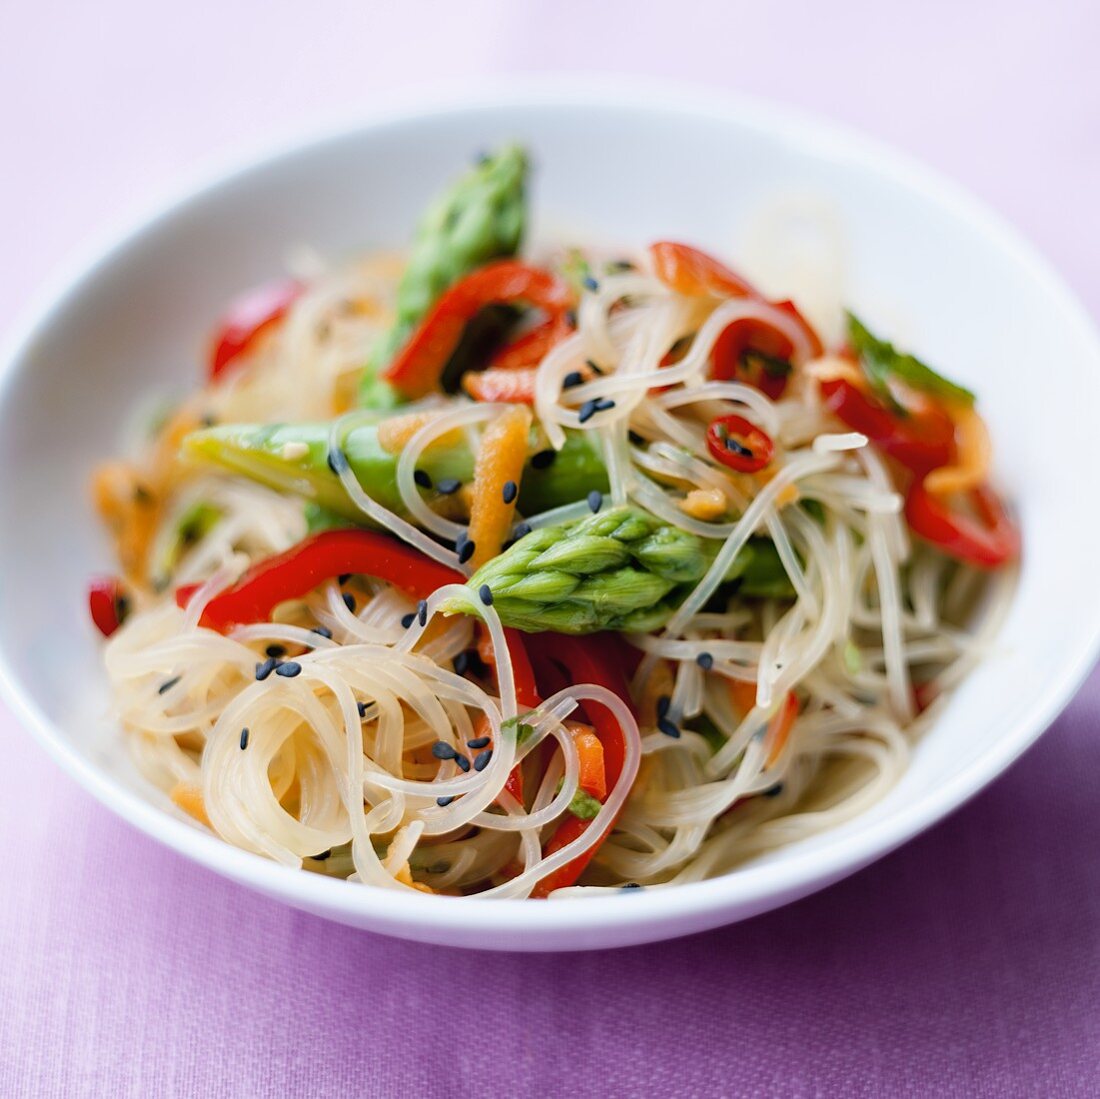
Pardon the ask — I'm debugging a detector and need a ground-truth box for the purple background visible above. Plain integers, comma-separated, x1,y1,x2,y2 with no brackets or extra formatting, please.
2,2,1098,1095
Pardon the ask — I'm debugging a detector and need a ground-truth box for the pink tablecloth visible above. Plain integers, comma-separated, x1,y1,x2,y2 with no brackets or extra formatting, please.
2,2,1098,1095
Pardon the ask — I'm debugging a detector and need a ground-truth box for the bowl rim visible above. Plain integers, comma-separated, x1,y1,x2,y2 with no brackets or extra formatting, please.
3,75,1099,949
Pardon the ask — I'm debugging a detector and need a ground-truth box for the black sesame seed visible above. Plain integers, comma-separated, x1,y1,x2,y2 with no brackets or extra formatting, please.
414,469,432,490
725,437,754,459
628,430,645,446
473,748,493,772
587,490,603,513
326,447,349,475
585,359,604,375
239,727,250,750
342,593,356,613
401,612,416,629
763,783,784,798
417,599,428,627
582,275,599,292
656,695,671,719
563,370,583,389
337,573,352,585
454,754,471,773
453,651,470,676
594,397,616,413
255,658,277,681
696,651,714,671
312,849,332,861
158,675,181,695
200,413,217,428
531,449,556,470
577,398,599,424
478,584,493,606
436,795,456,807
437,478,461,495
265,644,286,659
502,480,518,505
620,882,644,891
275,661,302,678
657,717,681,739
467,735,491,750
357,702,368,718
456,532,475,565
512,521,531,540
432,741,457,760
312,626,333,640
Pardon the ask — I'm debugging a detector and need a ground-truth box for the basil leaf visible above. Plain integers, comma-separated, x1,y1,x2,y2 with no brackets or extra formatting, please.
847,312,975,406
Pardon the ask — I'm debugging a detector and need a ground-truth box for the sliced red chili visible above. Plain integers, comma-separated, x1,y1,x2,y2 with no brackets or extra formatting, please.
905,481,1019,569
88,576,130,638
820,377,956,476
706,414,775,474
209,277,302,379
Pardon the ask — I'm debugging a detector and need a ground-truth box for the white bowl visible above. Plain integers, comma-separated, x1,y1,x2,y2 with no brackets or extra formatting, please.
2,82,1098,952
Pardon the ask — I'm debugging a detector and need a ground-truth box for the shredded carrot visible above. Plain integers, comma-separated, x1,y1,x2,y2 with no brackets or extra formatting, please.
91,461,161,581
170,782,211,827
568,722,607,801
638,659,675,727
924,403,992,497
729,681,799,767
467,405,532,569
376,411,464,455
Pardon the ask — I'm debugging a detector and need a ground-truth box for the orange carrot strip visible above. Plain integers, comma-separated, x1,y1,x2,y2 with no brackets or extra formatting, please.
467,405,532,569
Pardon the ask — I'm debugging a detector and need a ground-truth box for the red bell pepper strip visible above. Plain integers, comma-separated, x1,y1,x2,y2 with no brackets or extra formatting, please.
176,529,463,633
650,241,758,299
462,366,537,405
209,278,302,379
382,261,574,399
490,315,572,370
525,632,633,897
706,414,775,474
88,575,130,638
820,377,956,476
904,481,1019,568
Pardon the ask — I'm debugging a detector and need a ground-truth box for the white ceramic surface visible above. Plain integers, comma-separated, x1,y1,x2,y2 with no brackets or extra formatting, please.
2,83,1098,952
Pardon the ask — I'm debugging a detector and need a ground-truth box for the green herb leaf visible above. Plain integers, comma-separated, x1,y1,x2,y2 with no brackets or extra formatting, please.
568,789,603,820
501,712,537,744
847,312,975,406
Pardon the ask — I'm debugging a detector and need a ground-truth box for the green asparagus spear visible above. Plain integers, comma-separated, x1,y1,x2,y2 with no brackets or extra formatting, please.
358,146,529,408
440,505,793,634
182,421,608,525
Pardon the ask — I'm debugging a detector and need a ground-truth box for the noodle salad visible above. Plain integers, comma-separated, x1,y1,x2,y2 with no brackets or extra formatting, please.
88,147,1018,898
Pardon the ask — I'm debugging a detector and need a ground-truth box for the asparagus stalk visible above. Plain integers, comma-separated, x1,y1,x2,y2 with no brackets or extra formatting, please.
182,421,608,525
441,506,792,634
358,146,529,408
